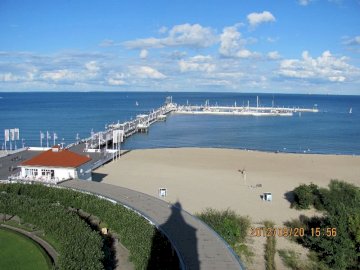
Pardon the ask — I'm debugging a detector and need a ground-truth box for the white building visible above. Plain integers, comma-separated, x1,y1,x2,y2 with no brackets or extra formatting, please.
19,146,92,182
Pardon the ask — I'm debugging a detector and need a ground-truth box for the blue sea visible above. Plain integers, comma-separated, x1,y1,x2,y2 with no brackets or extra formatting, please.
0,92,359,155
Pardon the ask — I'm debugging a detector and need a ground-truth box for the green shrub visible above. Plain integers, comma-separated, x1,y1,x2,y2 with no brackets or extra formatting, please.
197,208,251,260
0,193,104,269
288,180,360,269
278,249,328,270
292,184,315,209
263,221,276,270
0,183,178,270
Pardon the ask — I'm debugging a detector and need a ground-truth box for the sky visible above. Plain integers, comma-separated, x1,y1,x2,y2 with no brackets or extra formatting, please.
0,0,360,94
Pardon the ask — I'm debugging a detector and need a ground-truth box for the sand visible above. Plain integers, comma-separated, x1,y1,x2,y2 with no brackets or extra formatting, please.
95,148,360,224
94,148,360,269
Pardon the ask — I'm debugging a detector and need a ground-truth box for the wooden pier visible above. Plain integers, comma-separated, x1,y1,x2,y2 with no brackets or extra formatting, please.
76,99,177,151
62,95,319,159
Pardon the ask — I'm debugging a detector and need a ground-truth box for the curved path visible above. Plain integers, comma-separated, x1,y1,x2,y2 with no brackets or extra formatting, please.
60,180,245,270
0,223,58,264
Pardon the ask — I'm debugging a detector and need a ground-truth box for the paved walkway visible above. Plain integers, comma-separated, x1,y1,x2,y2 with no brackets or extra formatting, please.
0,223,58,263
60,180,245,270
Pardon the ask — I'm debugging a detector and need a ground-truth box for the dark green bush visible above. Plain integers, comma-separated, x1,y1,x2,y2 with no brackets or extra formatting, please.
197,208,251,260
293,184,314,209
0,193,104,269
288,180,360,269
0,183,178,270
263,221,276,270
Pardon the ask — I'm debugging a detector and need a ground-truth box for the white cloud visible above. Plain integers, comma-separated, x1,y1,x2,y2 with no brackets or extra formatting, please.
158,26,168,34
0,69,36,82
139,49,148,59
0,72,20,82
85,61,100,73
247,11,276,27
179,55,216,73
268,51,281,60
219,26,260,58
108,78,126,86
278,50,360,82
169,50,187,59
125,38,163,49
107,72,127,86
124,23,217,49
132,66,166,79
298,0,312,6
41,69,77,81
0,62,38,83
99,39,116,47
343,36,360,46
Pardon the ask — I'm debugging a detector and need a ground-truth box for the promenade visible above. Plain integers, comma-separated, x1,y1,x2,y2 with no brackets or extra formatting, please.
60,180,244,270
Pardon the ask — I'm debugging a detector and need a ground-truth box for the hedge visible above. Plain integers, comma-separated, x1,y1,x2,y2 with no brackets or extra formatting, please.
0,183,179,270
0,193,104,269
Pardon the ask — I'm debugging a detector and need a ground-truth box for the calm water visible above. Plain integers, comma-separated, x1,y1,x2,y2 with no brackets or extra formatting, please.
0,92,359,155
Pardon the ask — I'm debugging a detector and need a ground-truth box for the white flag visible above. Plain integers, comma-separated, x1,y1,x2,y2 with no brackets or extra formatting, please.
10,129,15,141
40,131,45,139
54,133,58,140
47,131,51,139
14,128,19,140
4,129,9,142
113,130,124,143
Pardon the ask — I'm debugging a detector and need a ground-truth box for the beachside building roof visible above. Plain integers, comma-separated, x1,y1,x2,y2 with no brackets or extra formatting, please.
21,147,91,168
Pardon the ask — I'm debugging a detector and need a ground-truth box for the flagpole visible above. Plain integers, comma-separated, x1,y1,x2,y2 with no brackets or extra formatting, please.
9,129,12,151
4,130,7,151
47,131,49,148
98,132,101,151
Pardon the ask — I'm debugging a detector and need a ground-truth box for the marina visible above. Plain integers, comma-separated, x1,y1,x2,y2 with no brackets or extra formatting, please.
73,96,319,155
176,97,318,117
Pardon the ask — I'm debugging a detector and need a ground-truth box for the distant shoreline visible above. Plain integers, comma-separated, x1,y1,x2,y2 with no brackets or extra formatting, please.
0,91,360,97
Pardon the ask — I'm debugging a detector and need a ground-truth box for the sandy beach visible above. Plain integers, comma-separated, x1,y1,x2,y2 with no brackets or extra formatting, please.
94,148,360,269
95,148,360,224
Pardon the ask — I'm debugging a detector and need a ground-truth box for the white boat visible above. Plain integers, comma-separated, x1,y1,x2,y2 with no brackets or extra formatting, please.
349,107,352,114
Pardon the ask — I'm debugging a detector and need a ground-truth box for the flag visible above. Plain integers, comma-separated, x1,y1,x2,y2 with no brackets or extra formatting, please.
113,130,124,143
14,128,19,140
40,131,45,139
54,132,58,140
47,131,51,139
4,129,9,142
10,129,15,141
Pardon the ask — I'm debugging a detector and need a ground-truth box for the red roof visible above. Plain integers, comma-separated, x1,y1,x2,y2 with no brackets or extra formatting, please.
21,149,91,168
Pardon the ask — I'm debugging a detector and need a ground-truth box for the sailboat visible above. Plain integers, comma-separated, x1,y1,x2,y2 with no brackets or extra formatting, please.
135,101,139,106
349,107,352,114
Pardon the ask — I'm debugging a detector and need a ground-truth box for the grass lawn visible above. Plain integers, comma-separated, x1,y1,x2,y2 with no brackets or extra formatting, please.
0,228,51,270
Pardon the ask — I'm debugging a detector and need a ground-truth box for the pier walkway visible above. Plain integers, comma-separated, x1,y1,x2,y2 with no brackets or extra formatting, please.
60,180,245,270
70,102,177,151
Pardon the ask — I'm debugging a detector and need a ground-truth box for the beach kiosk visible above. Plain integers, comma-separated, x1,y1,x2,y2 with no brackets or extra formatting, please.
19,146,92,183
263,192,272,201
159,188,167,197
